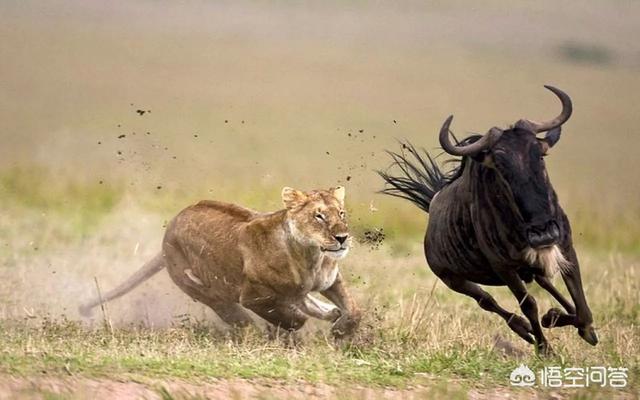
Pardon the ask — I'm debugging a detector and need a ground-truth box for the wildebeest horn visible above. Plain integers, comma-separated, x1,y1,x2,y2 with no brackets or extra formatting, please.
439,115,503,156
525,85,573,133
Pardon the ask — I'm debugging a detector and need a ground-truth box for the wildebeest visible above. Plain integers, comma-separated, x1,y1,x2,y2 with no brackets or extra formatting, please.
379,86,597,355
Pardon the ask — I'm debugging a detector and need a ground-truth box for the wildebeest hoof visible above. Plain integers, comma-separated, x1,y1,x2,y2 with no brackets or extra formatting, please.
507,315,535,344
541,307,563,328
579,326,598,346
537,341,554,357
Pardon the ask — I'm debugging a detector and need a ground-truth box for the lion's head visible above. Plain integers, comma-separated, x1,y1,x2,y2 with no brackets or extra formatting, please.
282,186,350,259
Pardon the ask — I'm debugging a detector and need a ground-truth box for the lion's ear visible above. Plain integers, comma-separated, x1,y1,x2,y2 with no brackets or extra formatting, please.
282,187,307,209
332,186,346,205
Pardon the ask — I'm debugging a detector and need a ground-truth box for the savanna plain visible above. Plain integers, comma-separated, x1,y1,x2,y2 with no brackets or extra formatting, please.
0,1,639,398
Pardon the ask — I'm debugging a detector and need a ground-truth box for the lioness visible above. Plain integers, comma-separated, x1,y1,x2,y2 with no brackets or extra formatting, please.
79,186,361,338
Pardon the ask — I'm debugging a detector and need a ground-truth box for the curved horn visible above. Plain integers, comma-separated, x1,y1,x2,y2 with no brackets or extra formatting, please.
525,85,572,133
439,115,503,156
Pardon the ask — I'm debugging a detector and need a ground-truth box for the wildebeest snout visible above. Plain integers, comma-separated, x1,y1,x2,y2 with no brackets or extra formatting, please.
526,220,560,248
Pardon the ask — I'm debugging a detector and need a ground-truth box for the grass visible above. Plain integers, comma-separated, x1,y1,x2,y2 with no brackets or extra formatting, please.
0,168,123,248
0,285,637,399
2,167,639,254
556,42,613,66
0,310,636,392
0,192,638,397
1,119,638,400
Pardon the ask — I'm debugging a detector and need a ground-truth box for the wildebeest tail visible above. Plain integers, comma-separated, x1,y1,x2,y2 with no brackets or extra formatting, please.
377,141,452,213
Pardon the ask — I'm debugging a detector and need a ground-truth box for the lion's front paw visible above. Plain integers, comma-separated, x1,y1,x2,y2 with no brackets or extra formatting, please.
331,312,360,339
328,307,342,322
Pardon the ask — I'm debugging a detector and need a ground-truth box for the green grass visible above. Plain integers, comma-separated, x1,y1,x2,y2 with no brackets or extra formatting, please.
0,234,638,395
0,319,621,386
0,315,636,398
1,166,637,397
0,168,123,246
2,167,639,253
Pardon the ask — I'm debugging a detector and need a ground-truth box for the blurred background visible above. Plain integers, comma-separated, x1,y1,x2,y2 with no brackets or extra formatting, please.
1,1,639,325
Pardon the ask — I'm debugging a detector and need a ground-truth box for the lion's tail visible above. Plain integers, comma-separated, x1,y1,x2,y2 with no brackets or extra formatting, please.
78,252,165,317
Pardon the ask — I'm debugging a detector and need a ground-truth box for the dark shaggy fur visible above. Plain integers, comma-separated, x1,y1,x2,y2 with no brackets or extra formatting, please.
377,137,482,212
378,142,456,212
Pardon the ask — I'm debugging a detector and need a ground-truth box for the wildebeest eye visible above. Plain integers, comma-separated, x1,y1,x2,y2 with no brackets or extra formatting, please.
538,140,551,157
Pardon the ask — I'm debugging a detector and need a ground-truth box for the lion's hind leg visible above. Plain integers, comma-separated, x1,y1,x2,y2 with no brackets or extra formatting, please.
209,302,254,328
172,278,254,329
174,281,254,329
165,244,254,329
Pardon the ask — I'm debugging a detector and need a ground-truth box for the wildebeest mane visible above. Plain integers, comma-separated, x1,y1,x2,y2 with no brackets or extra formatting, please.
378,136,482,213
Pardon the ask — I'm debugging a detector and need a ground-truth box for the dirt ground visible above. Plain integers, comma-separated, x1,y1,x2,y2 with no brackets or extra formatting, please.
2,375,625,400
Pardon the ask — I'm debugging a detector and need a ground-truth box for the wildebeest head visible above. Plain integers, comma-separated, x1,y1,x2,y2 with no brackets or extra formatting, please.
439,86,572,249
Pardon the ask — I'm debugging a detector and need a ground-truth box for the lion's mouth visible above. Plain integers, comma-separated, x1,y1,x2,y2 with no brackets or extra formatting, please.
321,246,349,259
321,246,348,253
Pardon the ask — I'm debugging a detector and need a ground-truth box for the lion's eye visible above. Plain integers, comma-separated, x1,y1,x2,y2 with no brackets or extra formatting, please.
315,213,325,222
339,210,346,219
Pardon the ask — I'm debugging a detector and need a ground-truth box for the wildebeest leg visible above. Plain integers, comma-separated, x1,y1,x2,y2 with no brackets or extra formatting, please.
559,247,598,345
535,275,575,313
534,275,578,328
440,276,535,344
497,271,552,355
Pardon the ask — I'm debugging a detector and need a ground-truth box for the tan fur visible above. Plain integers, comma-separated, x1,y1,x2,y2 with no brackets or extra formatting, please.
523,244,572,277
80,186,360,337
